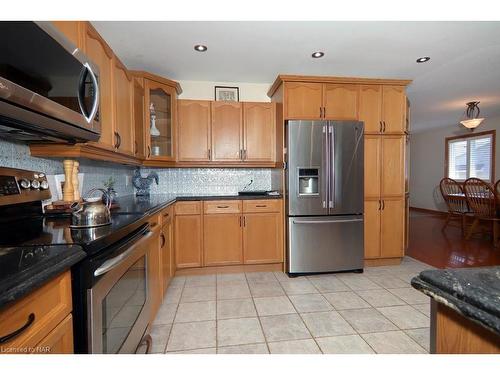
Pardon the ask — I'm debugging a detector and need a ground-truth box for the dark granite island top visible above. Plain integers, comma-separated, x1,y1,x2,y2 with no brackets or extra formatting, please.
411,267,500,335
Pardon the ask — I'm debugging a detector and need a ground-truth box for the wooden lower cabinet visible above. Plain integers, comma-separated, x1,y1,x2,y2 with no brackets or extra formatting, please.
173,199,283,270
364,199,382,259
160,214,174,294
364,197,405,260
174,214,202,268
147,225,162,320
204,214,243,266
0,272,73,354
380,198,405,258
243,212,283,264
34,314,73,354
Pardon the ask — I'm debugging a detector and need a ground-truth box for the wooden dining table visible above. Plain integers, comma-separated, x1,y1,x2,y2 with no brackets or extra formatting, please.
447,192,500,217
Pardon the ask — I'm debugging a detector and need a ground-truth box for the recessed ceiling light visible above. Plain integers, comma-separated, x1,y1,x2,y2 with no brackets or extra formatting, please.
194,44,207,52
416,56,430,63
311,51,324,58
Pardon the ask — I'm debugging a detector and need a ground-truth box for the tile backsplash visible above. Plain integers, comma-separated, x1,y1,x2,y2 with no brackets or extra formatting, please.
141,168,278,195
0,139,283,198
0,139,135,197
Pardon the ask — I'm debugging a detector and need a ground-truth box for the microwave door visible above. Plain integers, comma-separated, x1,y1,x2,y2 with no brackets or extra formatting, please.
287,120,328,216
328,121,364,215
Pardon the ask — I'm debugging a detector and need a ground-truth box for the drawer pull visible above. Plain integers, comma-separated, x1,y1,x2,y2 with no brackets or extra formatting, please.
255,205,267,208
163,213,170,218
216,205,229,209
0,313,35,344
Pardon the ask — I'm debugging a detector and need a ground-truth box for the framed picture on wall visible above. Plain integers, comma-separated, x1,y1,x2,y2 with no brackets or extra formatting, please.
215,86,239,102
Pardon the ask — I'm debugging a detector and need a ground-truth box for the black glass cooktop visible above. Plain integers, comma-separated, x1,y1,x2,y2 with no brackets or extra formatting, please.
0,213,146,256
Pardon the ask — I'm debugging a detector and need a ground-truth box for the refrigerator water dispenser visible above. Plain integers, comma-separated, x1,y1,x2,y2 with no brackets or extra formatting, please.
298,168,319,195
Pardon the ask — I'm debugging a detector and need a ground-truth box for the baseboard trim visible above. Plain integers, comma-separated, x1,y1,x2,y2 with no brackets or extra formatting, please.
410,206,447,216
175,263,283,276
365,258,402,267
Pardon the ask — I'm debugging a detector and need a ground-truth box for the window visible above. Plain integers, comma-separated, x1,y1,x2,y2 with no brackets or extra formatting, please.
445,130,495,182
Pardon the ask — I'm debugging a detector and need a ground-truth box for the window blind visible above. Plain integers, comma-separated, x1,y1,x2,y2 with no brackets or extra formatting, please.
447,133,493,181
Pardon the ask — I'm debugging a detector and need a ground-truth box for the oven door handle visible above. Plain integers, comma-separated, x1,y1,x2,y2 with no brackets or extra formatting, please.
94,231,153,277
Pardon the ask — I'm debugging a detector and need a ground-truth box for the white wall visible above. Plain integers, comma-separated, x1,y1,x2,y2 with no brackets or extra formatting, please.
410,115,500,211
178,80,271,102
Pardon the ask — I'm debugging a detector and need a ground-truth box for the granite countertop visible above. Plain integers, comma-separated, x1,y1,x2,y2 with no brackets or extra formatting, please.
113,192,283,216
0,245,86,309
411,267,500,335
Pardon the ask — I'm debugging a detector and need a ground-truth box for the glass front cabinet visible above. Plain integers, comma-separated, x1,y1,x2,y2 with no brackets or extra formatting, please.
144,79,177,160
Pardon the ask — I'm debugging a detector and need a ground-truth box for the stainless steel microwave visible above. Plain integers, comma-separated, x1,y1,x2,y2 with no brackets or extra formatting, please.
0,21,100,143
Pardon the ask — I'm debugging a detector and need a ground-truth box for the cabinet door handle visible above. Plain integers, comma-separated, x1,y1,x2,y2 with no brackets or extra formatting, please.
379,121,382,133
115,132,121,149
383,121,386,133
114,132,119,149
160,233,165,248
0,313,35,344
243,216,246,227
147,145,151,158
217,205,229,209
382,200,385,210
378,200,381,210
243,149,247,160
323,107,326,118
134,141,138,155
239,216,242,227
256,205,267,208
208,149,211,160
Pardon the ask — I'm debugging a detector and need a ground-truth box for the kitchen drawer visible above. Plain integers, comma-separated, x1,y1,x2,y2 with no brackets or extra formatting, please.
0,271,72,353
243,199,281,213
175,201,201,215
161,205,173,226
204,200,242,214
33,314,73,354
148,213,161,231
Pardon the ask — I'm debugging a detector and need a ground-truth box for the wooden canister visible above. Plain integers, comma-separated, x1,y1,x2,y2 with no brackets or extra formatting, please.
62,159,75,202
73,161,80,201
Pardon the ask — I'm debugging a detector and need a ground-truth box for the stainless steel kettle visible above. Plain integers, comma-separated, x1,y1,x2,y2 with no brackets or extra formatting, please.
70,188,112,228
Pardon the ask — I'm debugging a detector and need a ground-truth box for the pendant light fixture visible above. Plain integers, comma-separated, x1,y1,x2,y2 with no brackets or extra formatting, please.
460,101,484,131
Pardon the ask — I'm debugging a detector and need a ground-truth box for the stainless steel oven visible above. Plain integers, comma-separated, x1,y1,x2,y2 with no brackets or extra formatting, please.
86,224,154,354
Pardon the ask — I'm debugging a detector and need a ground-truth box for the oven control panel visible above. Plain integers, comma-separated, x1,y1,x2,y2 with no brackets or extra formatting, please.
0,167,51,206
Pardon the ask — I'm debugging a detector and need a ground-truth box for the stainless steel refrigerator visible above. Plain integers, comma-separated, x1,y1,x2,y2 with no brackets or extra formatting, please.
286,120,364,274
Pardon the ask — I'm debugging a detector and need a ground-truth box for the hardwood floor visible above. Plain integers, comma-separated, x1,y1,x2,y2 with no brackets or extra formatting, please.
407,209,500,269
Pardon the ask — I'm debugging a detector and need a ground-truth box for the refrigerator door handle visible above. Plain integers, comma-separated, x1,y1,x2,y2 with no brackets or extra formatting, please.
328,124,334,209
322,124,328,210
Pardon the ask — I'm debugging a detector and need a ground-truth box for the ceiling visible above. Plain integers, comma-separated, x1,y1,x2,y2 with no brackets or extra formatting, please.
92,21,500,132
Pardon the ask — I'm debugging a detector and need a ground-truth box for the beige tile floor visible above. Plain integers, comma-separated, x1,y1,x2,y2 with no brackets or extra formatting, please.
150,256,433,354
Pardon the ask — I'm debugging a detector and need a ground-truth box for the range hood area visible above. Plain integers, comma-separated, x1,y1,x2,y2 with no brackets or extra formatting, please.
0,21,101,143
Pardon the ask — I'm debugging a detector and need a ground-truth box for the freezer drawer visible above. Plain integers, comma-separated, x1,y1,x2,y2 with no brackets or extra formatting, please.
287,215,364,274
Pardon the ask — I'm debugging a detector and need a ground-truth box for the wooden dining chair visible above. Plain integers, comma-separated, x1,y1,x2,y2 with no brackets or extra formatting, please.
463,178,499,247
439,177,471,235
495,180,500,198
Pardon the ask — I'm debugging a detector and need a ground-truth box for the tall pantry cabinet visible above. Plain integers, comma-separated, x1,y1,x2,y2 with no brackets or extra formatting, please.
268,75,411,264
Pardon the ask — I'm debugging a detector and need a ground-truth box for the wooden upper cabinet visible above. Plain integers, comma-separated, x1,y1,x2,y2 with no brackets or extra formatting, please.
178,100,211,162
381,136,405,197
113,59,134,155
382,86,406,134
211,102,243,162
204,214,243,266
364,136,381,199
243,102,275,162
364,200,381,259
323,84,359,120
358,85,382,133
145,80,176,160
133,77,145,158
84,24,115,150
243,212,283,264
52,21,83,48
380,198,405,258
284,82,323,119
